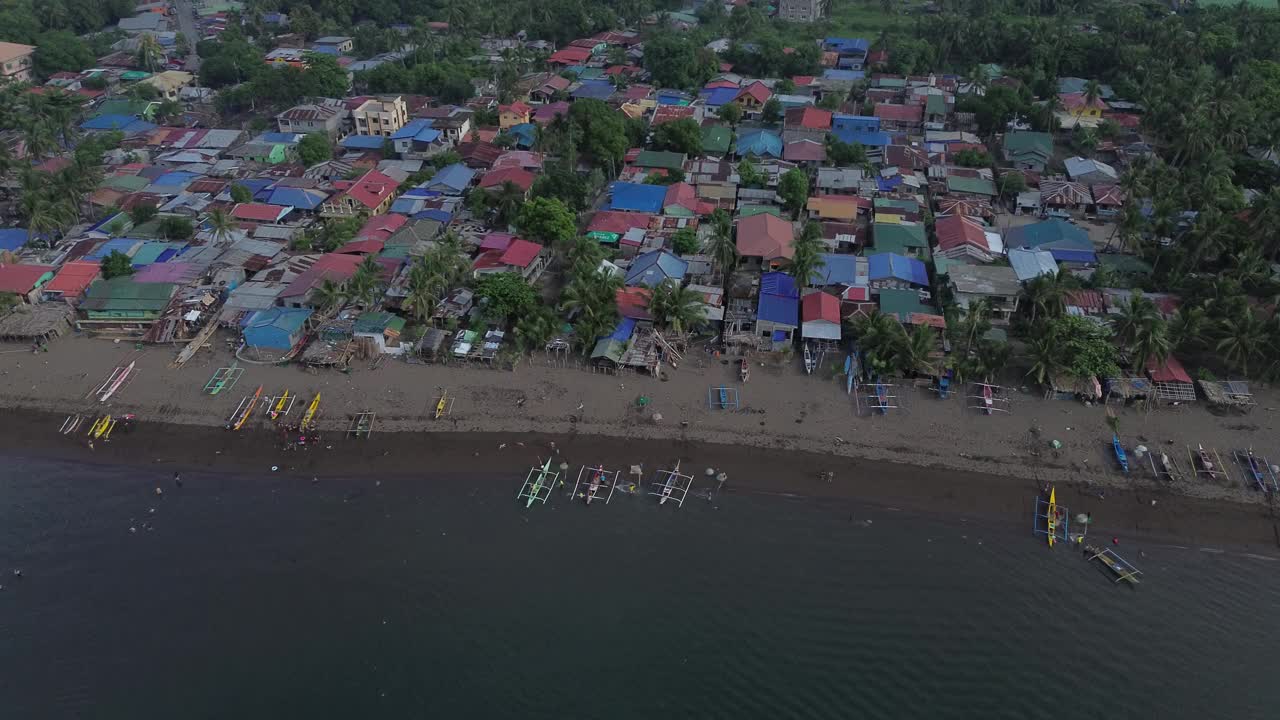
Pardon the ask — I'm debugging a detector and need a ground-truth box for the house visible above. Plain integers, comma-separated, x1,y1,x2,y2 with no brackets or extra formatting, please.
947,264,1021,320
278,253,365,308
529,74,571,103
701,125,732,156
424,163,476,195
736,129,783,158
1002,131,1053,171
944,175,998,198
0,42,35,83
0,264,55,303
117,14,167,33
1004,218,1095,264
42,261,101,301
733,81,773,113
492,150,544,172
867,253,928,292
662,182,708,217
138,71,193,101
923,93,949,126
242,307,312,350
801,291,842,341
783,106,833,141
352,96,408,137
624,250,688,288
871,222,929,257
784,139,827,166
471,238,549,283
78,277,177,326
806,195,865,223
390,118,444,157
610,182,668,214
547,45,593,66
277,102,347,138
736,213,794,269
1060,92,1108,120
353,311,408,355
815,168,865,196
779,0,825,22
1007,247,1059,282
498,101,532,130
232,203,293,224
416,106,473,143
1064,156,1118,185
313,36,354,54
265,48,310,68
874,103,923,132
1040,180,1091,211
320,170,399,217
1091,184,1124,216
934,215,1002,264
479,167,536,195
1146,355,1196,403
757,271,800,345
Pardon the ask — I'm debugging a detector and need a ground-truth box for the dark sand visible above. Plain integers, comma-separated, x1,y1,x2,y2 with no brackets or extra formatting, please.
12,410,1280,551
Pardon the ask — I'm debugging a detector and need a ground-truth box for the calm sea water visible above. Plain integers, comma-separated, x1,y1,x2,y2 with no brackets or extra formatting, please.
1,456,1277,719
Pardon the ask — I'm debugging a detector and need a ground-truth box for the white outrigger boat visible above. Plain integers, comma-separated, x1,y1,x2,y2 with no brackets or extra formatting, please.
518,457,559,508
648,459,693,508
99,361,135,403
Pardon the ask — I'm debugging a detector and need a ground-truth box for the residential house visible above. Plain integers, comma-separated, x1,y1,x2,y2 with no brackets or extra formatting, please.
390,118,444,158
806,195,865,223
0,264,54,303
265,48,310,68
783,139,827,166
478,167,536,195
662,182,708,217
801,291,842,341
471,238,549,283
733,81,773,115
416,106,473,143
424,163,476,196
934,215,1002,264
242,307,312,350
1059,93,1108,121
117,14,167,33
498,101,532,131
823,38,870,69
736,129,783,159
871,222,929,258
815,167,866,196
0,42,35,83
1002,131,1053,171
529,74,571,103
610,182,668,214
1004,218,1096,264
757,271,800,345
1064,156,1118,185
779,0,826,22
923,93,949,126
319,170,399,217
944,175,998,199
1090,184,1124,217
624,250,688,288
1007,247,1059,282
352,96,408,137
42,261,100,301
78,277,177,326
947,264,1021,320
867,253,928,292
701,125,732,156
353,311,408,355
783,106,833,143
232,203,293,224
547,45,592,66
633,150,686,177
874,103,923,133
736,213,794,270
313,36,354,54
1040,179,1091,213
277,102,347,138
277,253,365,309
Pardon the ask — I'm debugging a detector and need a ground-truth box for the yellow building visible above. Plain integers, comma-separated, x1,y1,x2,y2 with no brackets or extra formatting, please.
498,102,532,131
0,42,36,84
352,96,408,137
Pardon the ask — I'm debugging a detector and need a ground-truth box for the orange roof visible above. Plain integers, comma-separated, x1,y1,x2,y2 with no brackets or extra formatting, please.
43,261,99,299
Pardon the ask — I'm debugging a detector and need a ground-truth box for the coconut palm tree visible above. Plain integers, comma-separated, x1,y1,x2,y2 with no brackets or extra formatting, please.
401,263,440,325
1110,290,1160,350
206,208,237,245
648,279,706,336
1167,304,1207,353
848,310,907,376
1217,310,1268,377
312,278,347,314
491,181,525,227
347,256,385,308
514,306,558,354
137,34,166,73
1022,272,1070,323
1129,315,1172,375
705,210,738,343
1025,328,1063,386
894,324,938,377
787,222,827,289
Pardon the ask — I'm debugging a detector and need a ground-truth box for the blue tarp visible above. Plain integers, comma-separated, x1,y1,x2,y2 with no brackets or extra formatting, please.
816,253,858,285
761,271,799,299
608,316,637,342
700,87,739,107
758,293,799,326
0,229,28,251
341,134,387,150
867,253,928,286
609,182,666,213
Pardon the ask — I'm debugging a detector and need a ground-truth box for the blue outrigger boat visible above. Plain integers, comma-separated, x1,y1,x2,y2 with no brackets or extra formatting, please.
1113,435,1128,474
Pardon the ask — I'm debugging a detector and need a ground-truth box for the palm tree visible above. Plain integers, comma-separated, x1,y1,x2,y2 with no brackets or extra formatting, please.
1022,272,1069,323
312,278,347,314
705,210,738,343
514,306,558,354
401,263,440,325
347,256,385,308
1025,329,1063,386
1167,305,1207,353
206,208,237,245
1129,315,1172,374
648,280,705,336
137,34,165,73
1079,79,1102,122
966,340,1011,383
848,310,907,376
491,181,525,227
1217,310,1268,377
787,223,827,288
894,324,938,377
1110,291,1160,350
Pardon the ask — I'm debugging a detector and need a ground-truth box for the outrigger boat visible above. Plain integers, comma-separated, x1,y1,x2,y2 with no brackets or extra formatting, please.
1113,435,1129,474
519,457,558,508
1084,544,1142,585
739,357,750,383
269,390,290,420
803,343,816,375
586,466,604,505
1046,487,1058,548
89,415,116,440
572,464,618,505
434,389,451,420
300,393,321,430
1234,449,1278,492
230,385,263,431
99,361,135,403
659,459,680,505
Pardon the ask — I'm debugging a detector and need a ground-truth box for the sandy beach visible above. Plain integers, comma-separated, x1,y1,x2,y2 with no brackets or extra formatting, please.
1,336,1278,549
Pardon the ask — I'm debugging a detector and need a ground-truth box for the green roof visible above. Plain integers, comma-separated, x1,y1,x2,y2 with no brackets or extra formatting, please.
876,77,907,89
874,198,919,212
701,126,732,155
634,150,685,170
97,99,151,117
590,337,626,363
873,222,927,248
130,241,185,265
925,94,946,116
353,311,406,335
578,67,605,80
1002,131,1053,159
101,175,149,192
1098,253,1153,275
737,204,782,218
878,288,932,320
932,256,960,277
80,277,175,312
946,176,997,196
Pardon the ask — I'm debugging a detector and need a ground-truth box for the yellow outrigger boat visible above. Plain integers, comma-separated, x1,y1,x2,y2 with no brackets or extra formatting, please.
89,415,116,440
1046,487,1058,548
232,385,263,431
435,390,449,420
269,390,290,420
300,393,320,429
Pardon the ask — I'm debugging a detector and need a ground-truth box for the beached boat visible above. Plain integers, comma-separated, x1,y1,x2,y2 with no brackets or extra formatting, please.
99,361,135,403
232,385,263,431
740,357,749,383
875,380,889,415
89,415,116,440
659,459,681,505
435,389,449,420
301,393,320,429
803,343,815,375
586,466,604,506
526,457,555,509
1113,435,1128,474
982,383,993,415
269,390,290,420
1046,487,1058,548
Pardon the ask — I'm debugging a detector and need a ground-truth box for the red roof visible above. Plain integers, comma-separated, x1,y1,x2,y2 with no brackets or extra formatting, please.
874,103,923,122
1060,93,1108,112
934,215,989,252
187,178,227,195
548,46,592,65
232,203,290,222
735,81,772,105
792,75,815,86
705,80,739,90
1065,290,1106,312
492,150,544,171
616,286,652,319
801,292,840,323
1146,355,1192,385
279,253,364,299
588,211,653,235
663,182,699,213
499,101,532,116
785,106,832,130
43,261,100,299
867,50,889,65
479,232,516,252
0,264,53,294
652,106,696,126
335,239,384,255
356,213,406,241
736,213,794,260
458,141,504,168
479,167,536,192
784,140,827,163
333,170,398,211
498,239,542,268
533,101,570,125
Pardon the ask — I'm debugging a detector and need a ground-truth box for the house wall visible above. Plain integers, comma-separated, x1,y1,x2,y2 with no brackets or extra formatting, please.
0,50,34,83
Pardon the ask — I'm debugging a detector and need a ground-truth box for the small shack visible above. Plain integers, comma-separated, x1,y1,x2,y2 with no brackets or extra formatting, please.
417,327,450,361
242,307,312,351
1146,355,1196,403
353,311,407,355
1198,380,1254,414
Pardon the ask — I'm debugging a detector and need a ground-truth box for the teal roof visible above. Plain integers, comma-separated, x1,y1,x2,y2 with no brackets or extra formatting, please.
634,150,685,170
946,176,997,196
353,311,406,334
878,288,932,319
873,222,927,248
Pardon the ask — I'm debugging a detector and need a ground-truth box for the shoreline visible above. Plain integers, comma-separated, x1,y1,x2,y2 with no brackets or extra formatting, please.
6,406,1280,551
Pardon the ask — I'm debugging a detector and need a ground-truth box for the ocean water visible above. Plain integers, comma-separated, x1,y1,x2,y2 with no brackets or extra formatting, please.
1,457,1277,719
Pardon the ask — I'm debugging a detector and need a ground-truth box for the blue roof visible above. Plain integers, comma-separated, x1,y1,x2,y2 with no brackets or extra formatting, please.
401,187,439,198
761,271,799,298
414,209,453,223
426,163,475,192
309,46,339,55
573,81,614,100
1005,218,1092,252
268,187,329,210
609,182,666,213
1049,248,1098,264
341,134,387,150
391,118,440,143
737,130,783,158
390,197,424,214
822,69,865,81
656,91,692,106
231,178,274,195
81,114,137,130
508,123,537,146
833,114,879,130
259,132,302,144
0,228,28,251
816,253,858,285
152,171,196,187
700,87,739,107
624,250,688,288
877,176,903,192
834,129,892,147
867,253,928,286
824,38,869,54
608,316,637,342
89,212,127,233
85,238,140,260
